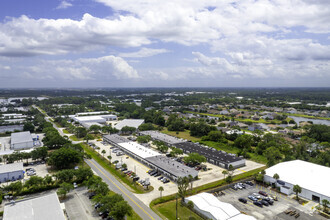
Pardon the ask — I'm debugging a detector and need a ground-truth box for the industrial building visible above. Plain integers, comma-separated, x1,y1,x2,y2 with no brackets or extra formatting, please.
103,134,198,181
114,119,144,130
0,162,24,183
186,193,256,220
3,193,65,220
11,131,34,150
139,130,186,145
264,160,330,203
173,142,245,169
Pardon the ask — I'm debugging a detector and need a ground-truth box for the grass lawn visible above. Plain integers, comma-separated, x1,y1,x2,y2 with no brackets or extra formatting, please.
155,200,203,220
69,135,83,141
81,144,153,194
286,113,330,121
161,128,201,142
63,129,70,134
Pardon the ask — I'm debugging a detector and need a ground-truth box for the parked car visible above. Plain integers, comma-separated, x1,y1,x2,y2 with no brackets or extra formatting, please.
158,176,164,180
154,173,161,177
245,181,254,186
231,185,238,190
260,200,269,206
73,182,78,188
253,201,263,207
248,195,258,201
259,191,268,196
238,198,247,203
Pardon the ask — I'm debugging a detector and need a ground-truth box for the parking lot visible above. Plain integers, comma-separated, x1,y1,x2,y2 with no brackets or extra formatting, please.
215,182,324,220
64,186,99,220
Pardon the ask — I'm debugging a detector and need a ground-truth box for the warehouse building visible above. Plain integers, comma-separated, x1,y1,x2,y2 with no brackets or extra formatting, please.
103,134,198,180
0,162,24,183
11,131,34,150
3,193,65,220
264,160,330,203
186,193,256,220
114,119,144,130
139,130,186,145
173,142,245,169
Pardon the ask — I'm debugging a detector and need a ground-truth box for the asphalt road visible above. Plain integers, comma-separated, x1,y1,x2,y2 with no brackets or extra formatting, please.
85,158,162,220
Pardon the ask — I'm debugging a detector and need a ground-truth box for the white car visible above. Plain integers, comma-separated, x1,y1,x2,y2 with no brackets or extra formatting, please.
73,182,78,188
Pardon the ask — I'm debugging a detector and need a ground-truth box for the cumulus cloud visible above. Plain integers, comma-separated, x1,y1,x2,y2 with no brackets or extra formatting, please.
56,1,73,9
119,48,170,58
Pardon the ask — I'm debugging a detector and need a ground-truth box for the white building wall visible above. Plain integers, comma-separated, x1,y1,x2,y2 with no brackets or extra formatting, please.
229,159,246,168
264,175,330,202
11,141,34,150
0,170,24,182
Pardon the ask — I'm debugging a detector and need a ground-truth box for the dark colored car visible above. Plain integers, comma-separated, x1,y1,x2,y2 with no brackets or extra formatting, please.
88,192,96,199
245,181,254,186
238,198,247,203
259,191,268,196
261,200,269,206
253,201,263,207
154,173,161,177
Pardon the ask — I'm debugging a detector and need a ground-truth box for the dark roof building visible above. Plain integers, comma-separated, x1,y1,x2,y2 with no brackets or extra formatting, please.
173,142,245,169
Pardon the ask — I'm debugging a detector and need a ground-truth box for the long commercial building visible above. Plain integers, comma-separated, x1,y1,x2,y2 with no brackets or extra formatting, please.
186,193,256,220
11,131,34,150
103,134,198,181
264,160,330,203
140,130,245,169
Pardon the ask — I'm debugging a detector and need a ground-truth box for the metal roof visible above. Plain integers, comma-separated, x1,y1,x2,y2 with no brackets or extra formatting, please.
0,162,23,173
265,160,330,198
146,155,198,178
3,193,65,220
118,142,160,159
103,134,131,144
11,131,33,145
173,142,244,164
114,119,144,130
139,131,186,144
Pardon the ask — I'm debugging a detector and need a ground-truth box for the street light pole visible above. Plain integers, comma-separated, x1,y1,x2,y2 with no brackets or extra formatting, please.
176,194,178,219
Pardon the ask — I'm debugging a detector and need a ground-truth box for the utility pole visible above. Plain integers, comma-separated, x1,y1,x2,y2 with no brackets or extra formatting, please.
176,194,178,219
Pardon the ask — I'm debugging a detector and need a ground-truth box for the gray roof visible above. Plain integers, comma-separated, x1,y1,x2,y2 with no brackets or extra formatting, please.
146,155,198,178
114,119,144,130
11,131,33,145
139,131,186,144
4,193,65,220
0,162,23,173
103,134,131,144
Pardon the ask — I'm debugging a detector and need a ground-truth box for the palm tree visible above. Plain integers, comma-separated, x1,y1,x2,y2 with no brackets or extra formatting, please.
293,184,302,201
107,155,112,163
273,173,279,181
222,170,228,179
322,199,329,212
158,186,164,198
101,149,106,158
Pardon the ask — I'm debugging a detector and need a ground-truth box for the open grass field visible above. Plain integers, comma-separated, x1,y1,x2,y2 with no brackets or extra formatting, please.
161,128,201,142
155,200,203,220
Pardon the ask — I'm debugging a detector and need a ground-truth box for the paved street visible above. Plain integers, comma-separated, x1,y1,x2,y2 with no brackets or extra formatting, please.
86,158,162,220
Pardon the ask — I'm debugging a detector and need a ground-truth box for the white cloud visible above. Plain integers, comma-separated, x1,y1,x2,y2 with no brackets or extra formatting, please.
119,48,170,58
56,1,73,9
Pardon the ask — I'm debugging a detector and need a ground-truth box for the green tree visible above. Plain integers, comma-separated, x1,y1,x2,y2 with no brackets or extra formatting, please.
24,176,44,189
293,184,302,201
55,169,75,183
177,176,190,203
23,122,35,132
107,155,112,163
57,182,74,199
222,170,228,179
138,123,156,131
84,134,94,143
89,125,101,134
170,147,183,157
184,153,206,166
48,147,82,170
187,201,194,210
273,173,280,182
75,127,87,138
110,200,133,220
322,199,330,212
43,175,53,185
121,126,136,134
137,135,151,143
158,186,164,198
101,149,106,157
74,167,93,183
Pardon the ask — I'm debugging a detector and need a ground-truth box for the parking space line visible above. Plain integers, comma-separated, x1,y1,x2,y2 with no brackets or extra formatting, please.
237,168,247,173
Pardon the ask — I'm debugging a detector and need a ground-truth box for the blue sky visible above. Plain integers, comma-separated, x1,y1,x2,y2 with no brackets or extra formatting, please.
0,0,329,88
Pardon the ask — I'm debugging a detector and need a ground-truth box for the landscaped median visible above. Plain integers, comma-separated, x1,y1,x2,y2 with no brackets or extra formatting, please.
150,167,265,220
81,143,154,194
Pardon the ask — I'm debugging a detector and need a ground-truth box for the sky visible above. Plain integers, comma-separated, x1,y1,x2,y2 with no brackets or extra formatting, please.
0,0,330,88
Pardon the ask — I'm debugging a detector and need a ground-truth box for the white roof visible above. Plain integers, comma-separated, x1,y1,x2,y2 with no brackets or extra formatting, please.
73,116,106,123
4,193,65,220
265,160,330,197
186,193,256,220
0,162,23,173
114,119,144,130
11,131,33,145
118,142,160,159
